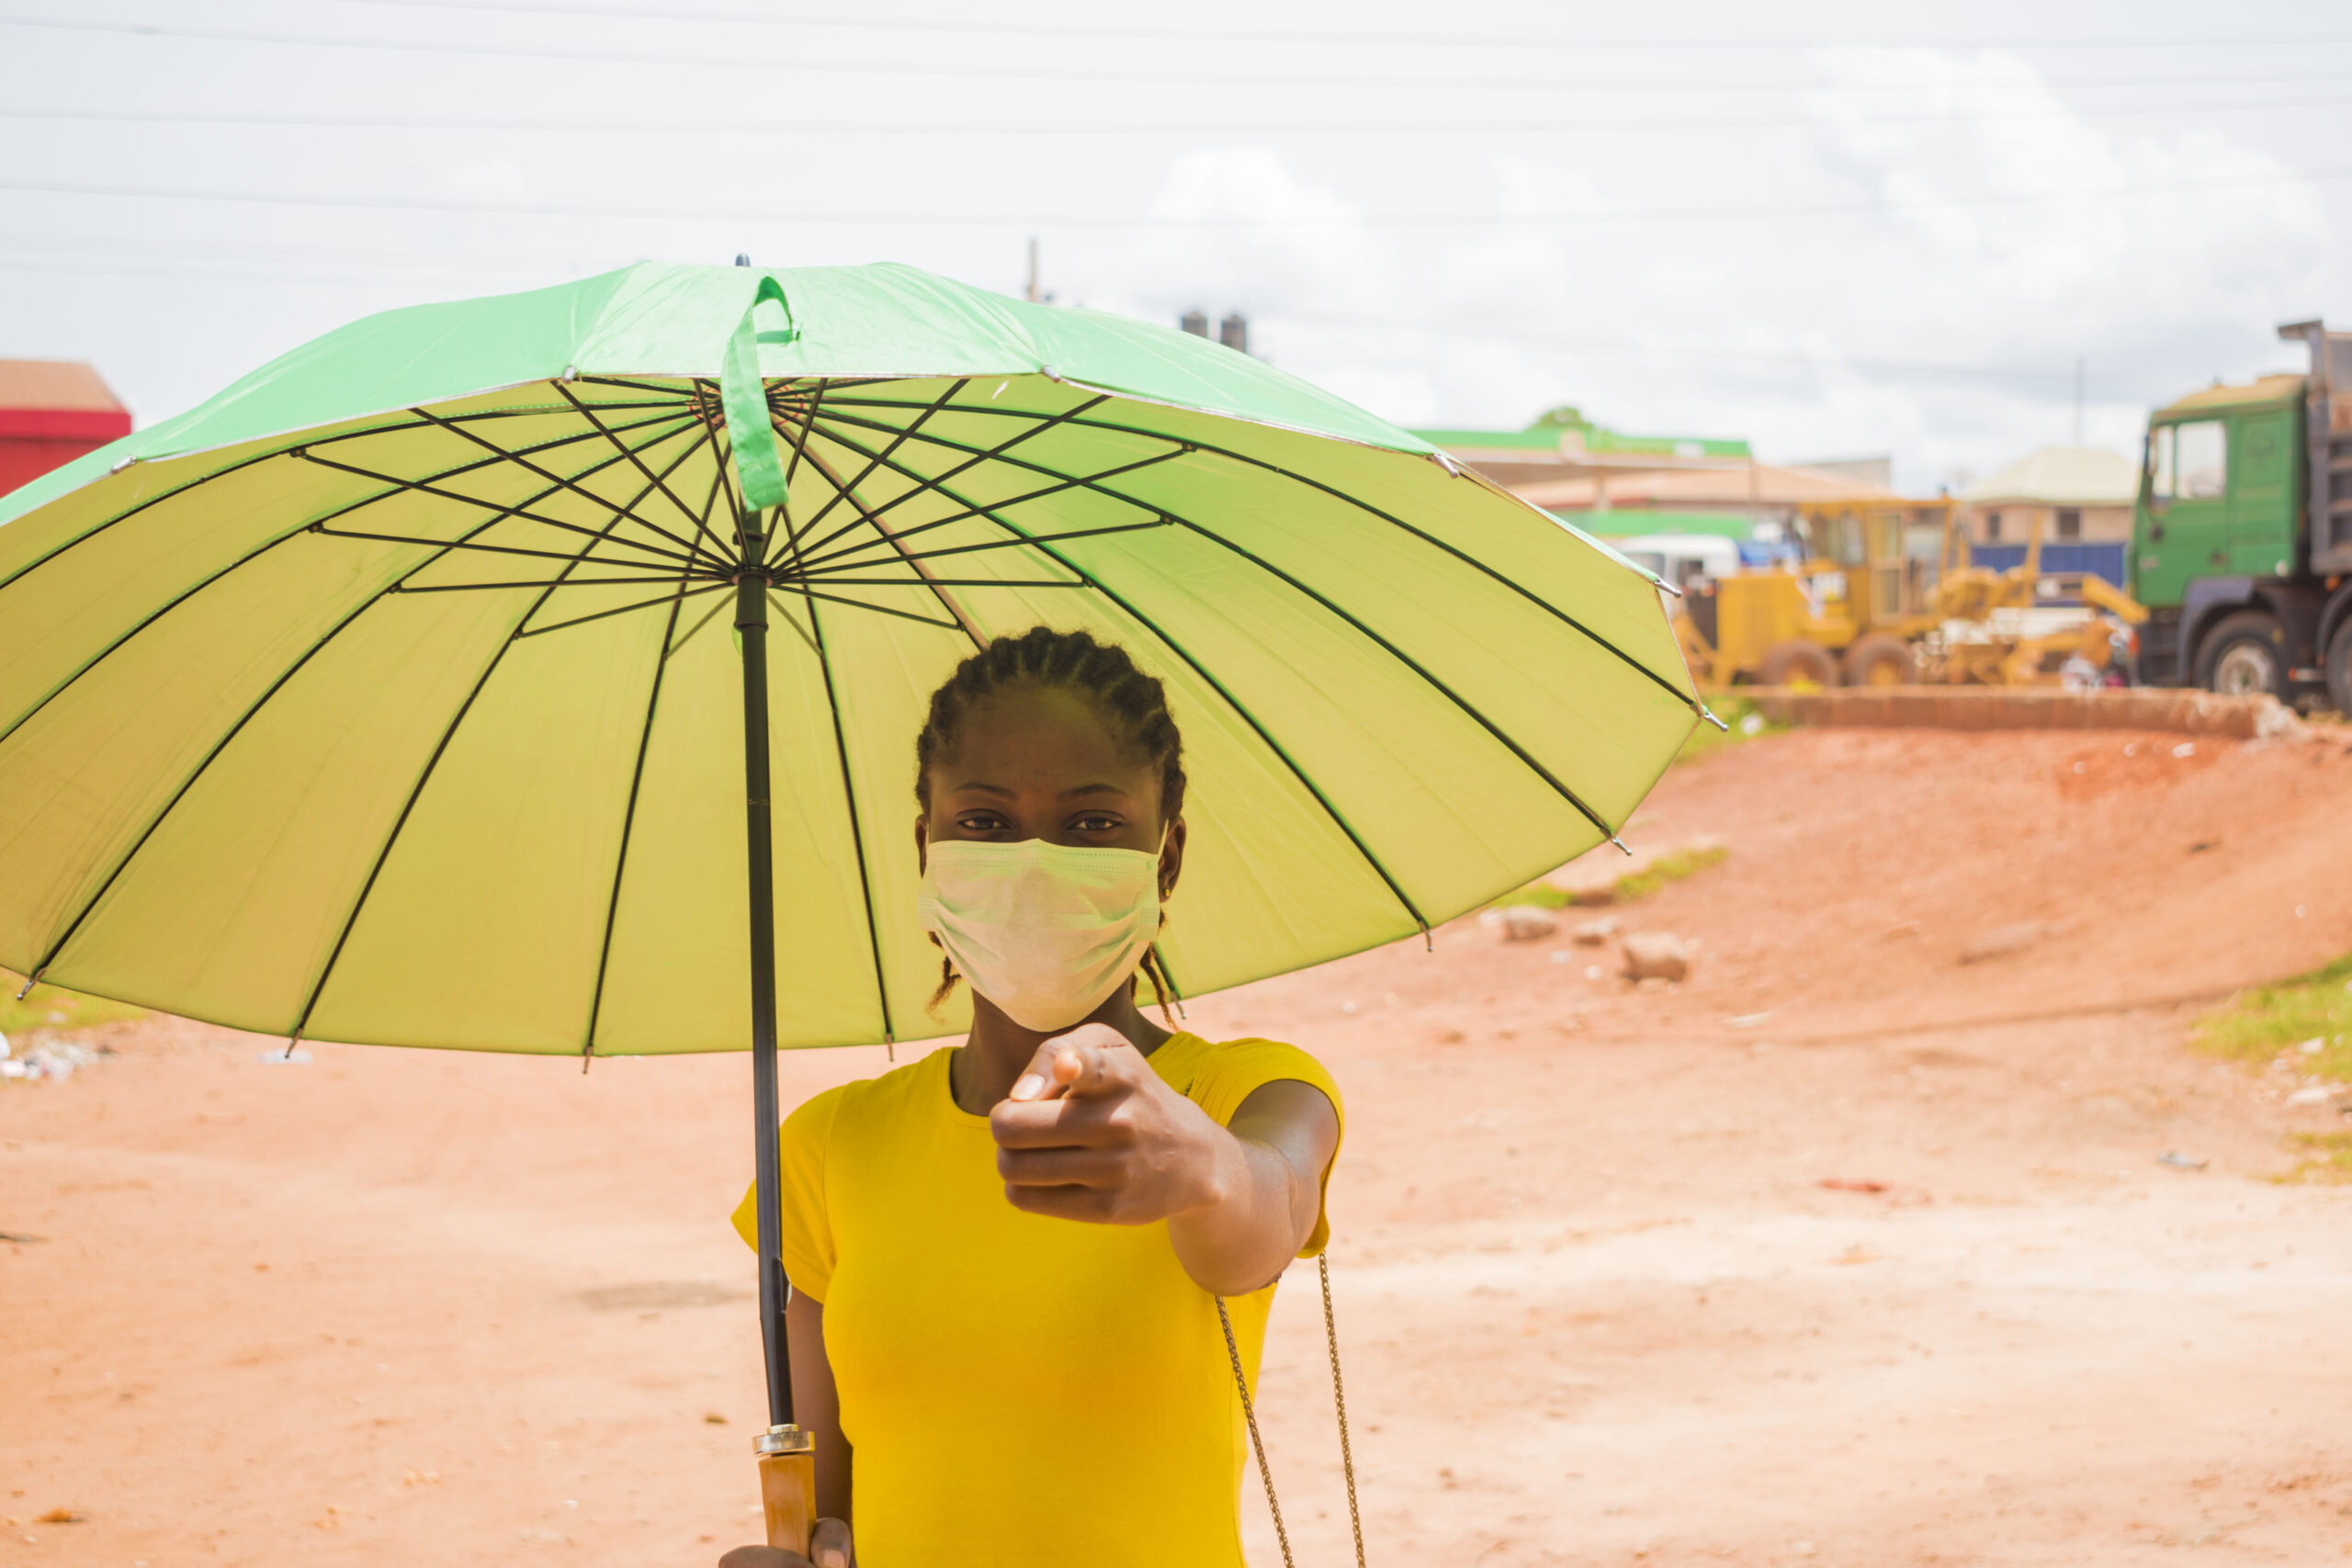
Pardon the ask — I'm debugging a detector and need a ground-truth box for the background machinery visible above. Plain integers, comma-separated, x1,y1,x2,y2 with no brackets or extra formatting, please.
2128,320,2352,713
1674,499,2146,690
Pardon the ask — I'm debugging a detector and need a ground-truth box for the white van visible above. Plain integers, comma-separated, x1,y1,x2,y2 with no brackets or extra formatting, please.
1607,533,1742,593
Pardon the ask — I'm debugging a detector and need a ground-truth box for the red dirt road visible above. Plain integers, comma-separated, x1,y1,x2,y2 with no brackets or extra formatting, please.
8,726,2352,1566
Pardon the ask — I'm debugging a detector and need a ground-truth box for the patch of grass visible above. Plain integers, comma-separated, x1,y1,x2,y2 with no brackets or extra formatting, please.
2191,953,2352,1082
1490,845,1730,912
1611,845,1730,903
2274,1132,2352,1185
1493,881,1577,910
0,970,147,1038
1676,694,1788,765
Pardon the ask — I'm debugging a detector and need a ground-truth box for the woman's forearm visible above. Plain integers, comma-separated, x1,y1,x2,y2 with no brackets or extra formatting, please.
784,1293,853,1523
1166,1080,1339,1295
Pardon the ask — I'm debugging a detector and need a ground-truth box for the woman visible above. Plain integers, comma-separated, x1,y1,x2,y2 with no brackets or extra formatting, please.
720,626,1343,1568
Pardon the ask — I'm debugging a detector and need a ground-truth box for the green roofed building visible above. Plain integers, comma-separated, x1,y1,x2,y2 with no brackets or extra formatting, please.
1410,405,1751,472
1412,406,1897,538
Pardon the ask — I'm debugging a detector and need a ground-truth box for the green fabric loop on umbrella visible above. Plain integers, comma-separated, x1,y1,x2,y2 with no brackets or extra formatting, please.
722,276,798,513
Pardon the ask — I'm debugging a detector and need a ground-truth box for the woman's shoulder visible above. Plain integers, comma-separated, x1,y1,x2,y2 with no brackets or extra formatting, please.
1163,1032,1342,1127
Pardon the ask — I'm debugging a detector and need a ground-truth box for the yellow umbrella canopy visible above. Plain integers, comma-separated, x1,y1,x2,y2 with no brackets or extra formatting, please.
0,261,1701,1059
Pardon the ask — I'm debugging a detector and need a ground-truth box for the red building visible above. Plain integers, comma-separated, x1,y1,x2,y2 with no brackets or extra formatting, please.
0,359,132,496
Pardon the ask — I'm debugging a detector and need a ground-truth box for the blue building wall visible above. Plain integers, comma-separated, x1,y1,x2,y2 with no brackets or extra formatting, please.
1968,542,2128,587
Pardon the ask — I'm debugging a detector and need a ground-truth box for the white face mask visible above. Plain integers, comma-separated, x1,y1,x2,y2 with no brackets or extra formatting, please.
917,835,1166,1033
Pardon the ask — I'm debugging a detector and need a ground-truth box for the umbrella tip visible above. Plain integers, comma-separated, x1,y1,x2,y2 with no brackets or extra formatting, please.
1700,705,1730,732
735,254,752,267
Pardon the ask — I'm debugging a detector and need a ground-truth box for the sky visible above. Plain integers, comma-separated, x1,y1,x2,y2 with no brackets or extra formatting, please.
4,0,2348,493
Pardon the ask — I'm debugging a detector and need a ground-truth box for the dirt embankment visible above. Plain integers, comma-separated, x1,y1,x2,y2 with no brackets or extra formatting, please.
7,724,2352,1566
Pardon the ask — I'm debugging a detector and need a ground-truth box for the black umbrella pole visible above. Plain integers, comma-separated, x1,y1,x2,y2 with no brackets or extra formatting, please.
737,540,817,1551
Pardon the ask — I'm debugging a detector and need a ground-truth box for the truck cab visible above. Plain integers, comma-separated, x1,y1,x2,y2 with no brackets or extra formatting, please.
2130,321,2352,711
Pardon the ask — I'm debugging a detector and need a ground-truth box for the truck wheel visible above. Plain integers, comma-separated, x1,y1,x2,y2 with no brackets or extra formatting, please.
2194,611,2287,697
2326,619,2352,716
1758,639,1839,689
1842,634,1918,687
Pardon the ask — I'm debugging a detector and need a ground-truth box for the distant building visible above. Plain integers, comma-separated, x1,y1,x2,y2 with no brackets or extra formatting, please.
0,360,131,496
1959,446,2137,547
1410,408,1897,533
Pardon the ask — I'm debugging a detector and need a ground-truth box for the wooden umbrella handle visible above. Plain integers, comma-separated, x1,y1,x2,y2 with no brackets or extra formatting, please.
757,1429,816,1556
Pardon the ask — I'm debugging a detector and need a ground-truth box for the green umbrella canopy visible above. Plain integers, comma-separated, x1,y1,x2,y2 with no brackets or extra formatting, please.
0,261,1701,1057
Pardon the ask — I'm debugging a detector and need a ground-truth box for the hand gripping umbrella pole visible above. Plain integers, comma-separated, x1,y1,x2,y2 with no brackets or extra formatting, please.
735,513,819,1552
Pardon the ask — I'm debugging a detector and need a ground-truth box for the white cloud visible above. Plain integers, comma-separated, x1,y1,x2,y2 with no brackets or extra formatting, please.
1081,48,2335,490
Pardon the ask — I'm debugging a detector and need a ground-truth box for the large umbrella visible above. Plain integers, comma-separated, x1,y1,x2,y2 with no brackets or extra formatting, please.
0,260,1705,1547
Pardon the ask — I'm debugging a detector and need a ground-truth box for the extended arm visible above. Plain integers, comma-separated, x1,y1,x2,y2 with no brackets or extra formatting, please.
1167,1079,1339,1294
989,1025,1340,1296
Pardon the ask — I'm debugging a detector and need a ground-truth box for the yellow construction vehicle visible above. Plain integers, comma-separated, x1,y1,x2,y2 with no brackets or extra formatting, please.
1674,499,1946,687
1928,524,2148,686
1673,500,2147,688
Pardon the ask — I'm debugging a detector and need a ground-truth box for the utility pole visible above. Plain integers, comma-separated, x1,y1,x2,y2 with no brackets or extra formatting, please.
1026,237,1040,304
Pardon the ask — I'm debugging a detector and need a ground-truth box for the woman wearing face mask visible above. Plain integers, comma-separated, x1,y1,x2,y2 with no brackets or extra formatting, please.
719,626,1343,1568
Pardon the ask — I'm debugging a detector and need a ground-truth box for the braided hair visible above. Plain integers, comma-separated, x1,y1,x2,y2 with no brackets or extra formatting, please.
915,626,1187,1022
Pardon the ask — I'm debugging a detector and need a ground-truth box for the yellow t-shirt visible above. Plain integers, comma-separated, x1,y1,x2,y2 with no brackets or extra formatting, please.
729,1032,1342,1568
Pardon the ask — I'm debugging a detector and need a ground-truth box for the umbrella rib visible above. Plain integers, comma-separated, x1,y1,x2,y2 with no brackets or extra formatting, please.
784,377,967,547
668,591,732,656
573,374,701,399
406,407,728,570
0,405,693,601
802,421,1431,935
0,419,699,758
831,394,1698,713
514,581,728,639
777,425,986,649
1069,412,1701,713
700,378,752,542
819,393,1110,535
303,399,695,440
785,576,1084,589
797,411,1630,840
783,583,899,1049
294,446,708,568
1176,513,1625,838
779,378,828,491
786,587,966,633
784,445,1185,572
18,411,706,992
582,581,694,1062
302,404,697,464
286,501,655,1046
308,522,685,574
553,379,741,572
789,518,1172,583
391,574,710,592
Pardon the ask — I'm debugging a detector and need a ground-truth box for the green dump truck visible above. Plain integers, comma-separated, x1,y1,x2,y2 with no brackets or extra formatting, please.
2132,320,2352,711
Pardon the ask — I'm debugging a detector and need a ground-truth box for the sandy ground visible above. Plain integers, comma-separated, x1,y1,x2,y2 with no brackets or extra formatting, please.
8,724,2352,1567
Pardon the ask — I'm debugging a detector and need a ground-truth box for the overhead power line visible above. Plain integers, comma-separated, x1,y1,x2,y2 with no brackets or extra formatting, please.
1282,312,2089,388
7,92,2351,137
4,164,2344,228
334,0,2352,54
0,250,2141,394
9,16,2352,94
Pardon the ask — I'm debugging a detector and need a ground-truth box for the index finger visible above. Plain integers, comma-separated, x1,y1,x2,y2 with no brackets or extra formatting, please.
1005,1024,1125,1103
